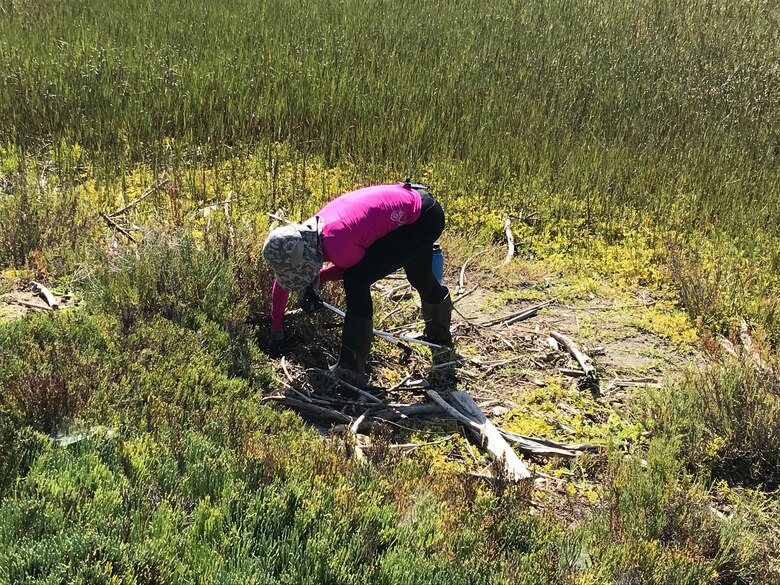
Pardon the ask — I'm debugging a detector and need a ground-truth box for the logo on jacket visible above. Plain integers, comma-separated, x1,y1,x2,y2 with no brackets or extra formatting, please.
390,209,407,225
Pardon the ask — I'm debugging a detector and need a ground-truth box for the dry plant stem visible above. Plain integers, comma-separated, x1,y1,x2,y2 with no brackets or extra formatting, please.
497,429,597,458
311,368,383,403
456,250,487,293
425,359,464,372
18,300,53,311
382,283,411,298
478,300,555,327
503,217,515,264
503,308,538,326
388,435,456,450
270,396,352,423
99,212,136,243
280,356,296,384
387,372,416,392
452,285,479,305
110,176,168,216
427,389,531,481
549,331,596,378
30,281,59,309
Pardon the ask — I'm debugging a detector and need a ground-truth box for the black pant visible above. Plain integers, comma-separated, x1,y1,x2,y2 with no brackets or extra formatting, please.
343,192,448,320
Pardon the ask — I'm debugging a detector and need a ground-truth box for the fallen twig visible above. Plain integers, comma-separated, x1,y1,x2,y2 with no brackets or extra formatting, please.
17,300,53,311
110,176,168,216
453,285,479,305
310,368,384,404
323,302,442,349
388,435,456,451
456,250,487,294
498,429,598,458
478,300,554,327
99,212,136,243
268,396,352,423
549,331,597,379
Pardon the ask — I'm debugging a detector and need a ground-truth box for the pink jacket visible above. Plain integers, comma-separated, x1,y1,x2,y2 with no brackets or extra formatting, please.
270,184,422,331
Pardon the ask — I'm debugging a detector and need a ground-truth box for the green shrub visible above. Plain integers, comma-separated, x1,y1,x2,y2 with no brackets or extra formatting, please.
644,359,780,486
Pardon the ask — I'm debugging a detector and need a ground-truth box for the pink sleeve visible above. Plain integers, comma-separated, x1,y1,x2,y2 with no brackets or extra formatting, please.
270,280,289,332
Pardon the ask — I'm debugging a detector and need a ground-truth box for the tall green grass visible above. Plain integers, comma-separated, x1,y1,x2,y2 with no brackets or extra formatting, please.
1,0,779,237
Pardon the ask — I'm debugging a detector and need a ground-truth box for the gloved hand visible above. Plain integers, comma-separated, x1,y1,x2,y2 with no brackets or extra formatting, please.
268,329,286,358
300,285,323,314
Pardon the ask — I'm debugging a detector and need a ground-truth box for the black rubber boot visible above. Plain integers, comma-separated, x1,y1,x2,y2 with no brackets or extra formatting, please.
421,293,453,347
330,313,373,386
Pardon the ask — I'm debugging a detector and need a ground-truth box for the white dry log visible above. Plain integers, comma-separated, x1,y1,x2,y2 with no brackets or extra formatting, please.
30,281,59,310
549,331,596,379
503,217,515,264
427,390,531,481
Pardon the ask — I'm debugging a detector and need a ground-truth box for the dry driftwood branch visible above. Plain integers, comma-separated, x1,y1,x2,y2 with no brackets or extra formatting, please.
30,281,59,310
110,176,168,217
498,429,598,458
268,396,352,423
388,435,456,451
99,212,136,243
549,331,596,379
503,217,515,264
478,300,554,327
18,300,53,311
560,368,587,378
427,390,531,480
311,368,384,404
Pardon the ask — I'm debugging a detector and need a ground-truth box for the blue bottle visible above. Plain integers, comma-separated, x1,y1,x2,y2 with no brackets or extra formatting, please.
432,243,444,284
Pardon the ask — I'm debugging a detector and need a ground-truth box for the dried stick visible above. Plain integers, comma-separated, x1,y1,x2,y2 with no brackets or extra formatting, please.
456,250,487,294
110,176,168,216
549,331,596,379
453,285,478,305
18,300,53,311
322,302,442,349
99,212,136,243
478,300,554,327
503,217,515,264
310,368,383,403
270,396,352,423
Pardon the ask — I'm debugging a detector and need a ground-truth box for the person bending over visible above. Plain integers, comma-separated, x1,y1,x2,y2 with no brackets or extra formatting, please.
262,182,452,385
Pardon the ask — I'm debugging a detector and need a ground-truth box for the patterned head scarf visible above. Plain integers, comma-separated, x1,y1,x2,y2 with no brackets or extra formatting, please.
262,216,323,295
